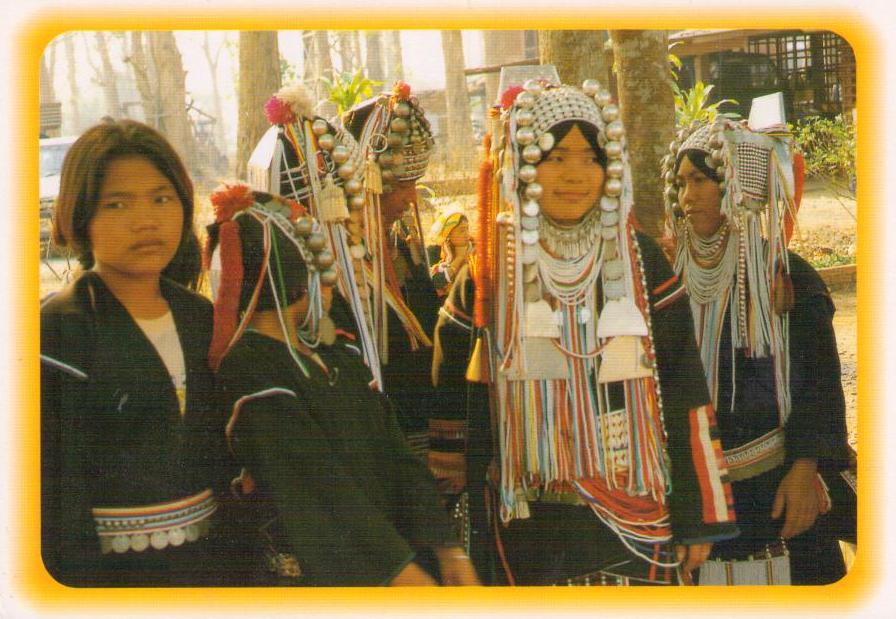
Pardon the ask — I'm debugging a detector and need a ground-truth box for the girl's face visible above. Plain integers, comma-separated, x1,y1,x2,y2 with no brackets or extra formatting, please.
89,156,184,280
447,219,470,248
535,125,605,224
675,155,724,238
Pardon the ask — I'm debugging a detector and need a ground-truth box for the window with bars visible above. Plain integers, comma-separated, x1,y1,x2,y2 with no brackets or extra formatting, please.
748,31,849,117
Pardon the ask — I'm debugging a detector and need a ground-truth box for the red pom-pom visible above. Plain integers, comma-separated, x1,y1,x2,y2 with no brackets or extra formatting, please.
500,85,524,110
210,183,255,223
286,198,305,220
264,95,296,126
392,81,412,100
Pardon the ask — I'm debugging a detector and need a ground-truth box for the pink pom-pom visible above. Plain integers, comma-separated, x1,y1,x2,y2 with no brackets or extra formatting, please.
264,96,296,126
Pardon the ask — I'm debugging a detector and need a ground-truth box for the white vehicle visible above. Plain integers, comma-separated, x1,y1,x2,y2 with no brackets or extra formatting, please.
39,135,77,251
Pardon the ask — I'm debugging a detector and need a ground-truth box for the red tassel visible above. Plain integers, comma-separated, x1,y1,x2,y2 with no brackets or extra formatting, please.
785,152,806,246
209,221,244,370
473,135,493,330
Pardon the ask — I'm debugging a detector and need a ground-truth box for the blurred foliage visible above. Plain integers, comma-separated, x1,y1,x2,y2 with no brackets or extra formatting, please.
791,115,856,185
320,69,382,117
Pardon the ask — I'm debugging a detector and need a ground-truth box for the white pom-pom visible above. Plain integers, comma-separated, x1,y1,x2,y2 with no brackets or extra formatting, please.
276,83,314,119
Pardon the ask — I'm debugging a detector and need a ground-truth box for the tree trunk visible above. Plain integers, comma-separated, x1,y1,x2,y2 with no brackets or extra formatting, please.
336,30,354,73
349,32,362,71
482,31,526,106
312,31,336,117
149,31,195,171
365,31,385,82
440,30,474,173
538,30,609,89
125,32,157,127
236,31,281,180
63,34,80,133
42,41,57,103
384,31,404,82
610,30,675,237
201,32,227,151
95,32,121,117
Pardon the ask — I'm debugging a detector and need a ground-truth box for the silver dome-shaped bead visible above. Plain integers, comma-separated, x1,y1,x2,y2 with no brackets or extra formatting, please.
601,104,620,123
606,121,625,141
516,109,535,126
605,141,623,159
524,182,543,200
519,164,537,184
537,132,555,152
595,90,612,107
522,199,540,217
604,178,623,197
349,194,366,209
307,232,327,252
315,250,335,269
387,132,404,148
344,179,362,195
390,117,409,133
331,145,350,164
294,216,314,237
516,126,536,146
582,79,601,97
319,268,339,287
311,119,329,136
317,134,335,150
606,160,625,179
337,163,356,180
522,144,542,164
515,91,536,109
600,196,619,212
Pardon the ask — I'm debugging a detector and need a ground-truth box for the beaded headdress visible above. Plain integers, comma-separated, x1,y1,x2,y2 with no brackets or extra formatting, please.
343,81,435,191
247,83,383,387
480,77,676,565
661,118,804,423
206,184,338,376
428,206,467,246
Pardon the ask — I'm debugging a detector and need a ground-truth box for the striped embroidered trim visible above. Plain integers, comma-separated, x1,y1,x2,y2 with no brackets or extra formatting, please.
652,284,686,312
723,427,786,482
92,488,217,555
688,404,736,524
652,274,679,296
225,387,298,452
40,354,88,380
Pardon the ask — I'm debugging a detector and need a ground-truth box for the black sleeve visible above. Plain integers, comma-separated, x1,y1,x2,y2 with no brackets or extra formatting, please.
637,232,739,543
218,360,416,586
784,255,850,465
40,307,100,584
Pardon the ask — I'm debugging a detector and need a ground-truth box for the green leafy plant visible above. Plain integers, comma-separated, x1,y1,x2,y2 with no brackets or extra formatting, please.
791,115,856,184
320,69,383,117
668,44,739,128
672,80,739,127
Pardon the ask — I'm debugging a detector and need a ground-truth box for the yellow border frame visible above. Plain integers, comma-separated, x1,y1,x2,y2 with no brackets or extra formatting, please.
14,9,878,615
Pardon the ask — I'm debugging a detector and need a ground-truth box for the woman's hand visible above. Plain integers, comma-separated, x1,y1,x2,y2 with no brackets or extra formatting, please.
434,546,481,586
772,458,821,539
389,562,438,586
675,542,713,584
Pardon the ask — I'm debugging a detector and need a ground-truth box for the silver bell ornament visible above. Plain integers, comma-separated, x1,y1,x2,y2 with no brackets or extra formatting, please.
311,119,329,136
582,79,600,97
317,134,335,150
